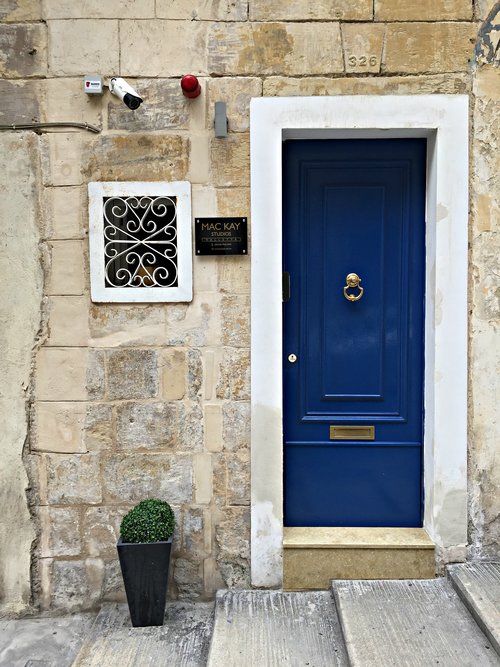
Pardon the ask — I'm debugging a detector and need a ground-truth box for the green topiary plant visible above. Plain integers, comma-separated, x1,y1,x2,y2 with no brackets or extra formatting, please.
120,498,176,544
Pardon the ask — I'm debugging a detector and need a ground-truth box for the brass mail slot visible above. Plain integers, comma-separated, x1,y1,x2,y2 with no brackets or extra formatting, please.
330,425,375,441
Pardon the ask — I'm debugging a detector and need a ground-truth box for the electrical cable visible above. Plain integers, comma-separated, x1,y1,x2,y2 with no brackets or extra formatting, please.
0,122,101,134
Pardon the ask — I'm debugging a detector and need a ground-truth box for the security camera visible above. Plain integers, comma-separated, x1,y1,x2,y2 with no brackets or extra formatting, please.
109,77,143,110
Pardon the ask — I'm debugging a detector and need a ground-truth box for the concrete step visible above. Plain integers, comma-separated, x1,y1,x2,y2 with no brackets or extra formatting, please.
206,589,348,667
332,578,500,666
71,602,214,667
283,527,435,590
0,613,95,667
448,561,500,655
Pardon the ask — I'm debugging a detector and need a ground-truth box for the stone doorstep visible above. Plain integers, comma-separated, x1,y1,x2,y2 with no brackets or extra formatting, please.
332,578,500,667
283,527,435,590
206,590,349,667
447,561,500,656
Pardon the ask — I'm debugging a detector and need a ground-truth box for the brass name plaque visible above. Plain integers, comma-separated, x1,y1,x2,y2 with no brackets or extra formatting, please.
330,425,375,441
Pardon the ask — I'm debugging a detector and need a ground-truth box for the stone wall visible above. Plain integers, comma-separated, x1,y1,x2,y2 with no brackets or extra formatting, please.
0,0,498,611
0,133,42,614
469,1,500,558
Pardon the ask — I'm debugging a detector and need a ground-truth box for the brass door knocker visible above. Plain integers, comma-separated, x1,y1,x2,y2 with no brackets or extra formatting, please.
343,273,364,302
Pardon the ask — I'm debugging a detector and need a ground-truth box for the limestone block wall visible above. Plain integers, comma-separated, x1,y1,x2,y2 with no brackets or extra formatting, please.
0,0,498,611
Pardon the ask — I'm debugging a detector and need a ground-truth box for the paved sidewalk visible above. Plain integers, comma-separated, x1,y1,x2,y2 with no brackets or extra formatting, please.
0,612,96,667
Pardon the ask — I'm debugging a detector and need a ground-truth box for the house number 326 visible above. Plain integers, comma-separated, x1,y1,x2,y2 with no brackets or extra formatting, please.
348,55,378,67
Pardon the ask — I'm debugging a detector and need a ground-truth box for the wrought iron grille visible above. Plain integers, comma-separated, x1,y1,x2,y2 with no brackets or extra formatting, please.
103,195,178,288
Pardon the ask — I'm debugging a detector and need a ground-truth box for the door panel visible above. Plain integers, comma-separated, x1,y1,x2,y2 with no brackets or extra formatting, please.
283,139,426,527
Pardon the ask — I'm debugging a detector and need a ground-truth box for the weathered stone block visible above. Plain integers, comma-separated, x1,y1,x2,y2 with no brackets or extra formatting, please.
384,22,475,73
211,135,250,187
51,560,93,611
216,187,250,217
103,454,193,504
39,506,81,557
193,185,217,220
43,77,102,126
178,403,204,453
47,240,85,295
102,559,125,601
222,401,250,452
83,506,125,558
187,132,211,184
47,296,89,347
165,294,221,347
120,20,208,77
83,404,113,451
375,0,472,21
218,257,251,294
193,256,218,293
36,348,88,401
116,401,178,450
188,349,203,399
250,0,371,20
108,79,190,132
157,0,247,20
173,558,203,600
194,453,212,504
208,22,344,76
44,453,102,504
182,507,209,558
34,402,86,453
48,19,118,76
82,134,189,182
43,0,154,18
342,23,385,74
0,22,47,78
221,295,250,347
89,304,166,348
227,449,250,505
203,557,225,595
41,135,83,187
212,453,226,504
87,349,106,400
263,73,471,97
215,507,250,587
160,349,187,400
106,349,158,401
208,78,262,132
202,349,219,401
1,0,41,22
0,80,40,124
204,404,223,452
44,186,85,240
217,349,250,400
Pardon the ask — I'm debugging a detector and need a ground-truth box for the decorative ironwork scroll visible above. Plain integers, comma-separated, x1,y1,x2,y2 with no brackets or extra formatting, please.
103,195,178,288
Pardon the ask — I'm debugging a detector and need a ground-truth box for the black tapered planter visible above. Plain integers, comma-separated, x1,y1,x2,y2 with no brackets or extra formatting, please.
117,537,172,627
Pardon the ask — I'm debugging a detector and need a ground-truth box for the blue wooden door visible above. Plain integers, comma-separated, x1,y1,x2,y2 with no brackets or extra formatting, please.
283,139,426,527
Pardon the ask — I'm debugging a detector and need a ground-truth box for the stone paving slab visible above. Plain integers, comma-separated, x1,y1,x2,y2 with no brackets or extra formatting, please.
332,578,500,666
72,602,214,667
207,590,348,667
0,612,96,667
448,561,500,655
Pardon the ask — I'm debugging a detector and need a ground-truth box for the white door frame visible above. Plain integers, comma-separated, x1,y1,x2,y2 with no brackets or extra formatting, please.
250,95,469,587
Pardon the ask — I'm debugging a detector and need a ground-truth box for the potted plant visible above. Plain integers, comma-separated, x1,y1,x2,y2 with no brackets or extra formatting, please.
117,498,176,627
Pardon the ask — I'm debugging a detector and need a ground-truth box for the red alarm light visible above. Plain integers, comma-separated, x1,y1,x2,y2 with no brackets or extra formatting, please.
180,74,201,99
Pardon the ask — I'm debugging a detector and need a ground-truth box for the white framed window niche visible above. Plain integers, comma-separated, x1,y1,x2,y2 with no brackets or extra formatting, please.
88,181,192,302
